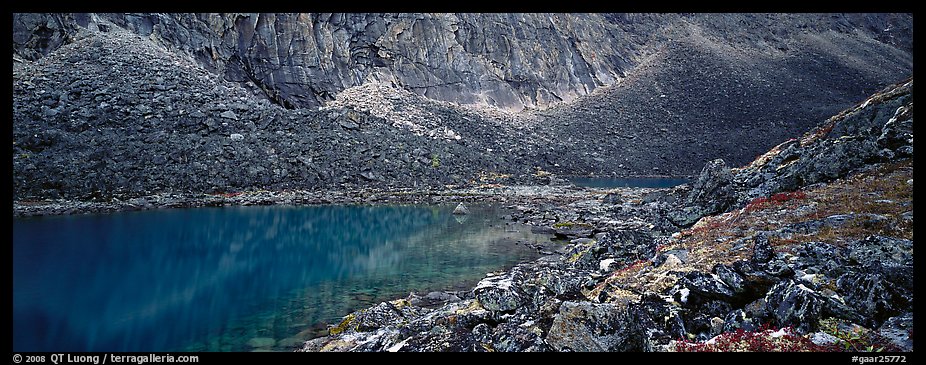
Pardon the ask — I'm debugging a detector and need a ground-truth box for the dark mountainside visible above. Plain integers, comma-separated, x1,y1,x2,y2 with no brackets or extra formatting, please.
12,13,912,201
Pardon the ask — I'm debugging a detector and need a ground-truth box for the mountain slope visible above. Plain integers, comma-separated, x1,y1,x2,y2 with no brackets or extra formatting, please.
11,13,914,200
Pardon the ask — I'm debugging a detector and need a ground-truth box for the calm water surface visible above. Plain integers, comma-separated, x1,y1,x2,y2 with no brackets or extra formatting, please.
13,204,546,352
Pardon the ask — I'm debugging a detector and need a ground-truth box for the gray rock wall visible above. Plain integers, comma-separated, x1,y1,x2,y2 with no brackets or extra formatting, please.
13,13,912,111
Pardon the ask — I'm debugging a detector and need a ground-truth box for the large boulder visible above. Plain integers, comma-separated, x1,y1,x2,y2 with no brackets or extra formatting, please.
473,272,524,313
627,297,687,351
763,279,859,334
545,301,638,352
670,271,735,307
835,235,914,327
764,280,827,333
668,159,735,226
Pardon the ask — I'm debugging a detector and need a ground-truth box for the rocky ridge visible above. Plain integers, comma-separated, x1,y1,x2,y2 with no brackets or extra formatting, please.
13,25,555,201
298,79,913,352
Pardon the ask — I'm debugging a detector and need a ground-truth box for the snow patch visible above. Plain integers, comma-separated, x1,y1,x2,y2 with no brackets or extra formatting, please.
796,283,816,293
475,274,514,291
599,258,616,271
386,337,410,352
769,328,790,338
679,288,690,303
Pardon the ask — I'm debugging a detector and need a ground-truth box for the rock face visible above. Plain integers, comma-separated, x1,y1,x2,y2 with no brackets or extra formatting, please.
667,159,735,226
14,13,911,113
15,13,639,110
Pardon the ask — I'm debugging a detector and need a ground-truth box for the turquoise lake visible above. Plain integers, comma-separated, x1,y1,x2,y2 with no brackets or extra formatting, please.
13,204,547,352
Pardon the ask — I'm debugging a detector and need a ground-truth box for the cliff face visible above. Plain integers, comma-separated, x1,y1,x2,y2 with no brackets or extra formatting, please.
13,13,912,111
14,13,636,109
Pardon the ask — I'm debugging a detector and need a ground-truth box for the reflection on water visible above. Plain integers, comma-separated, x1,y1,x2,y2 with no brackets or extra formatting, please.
568,176,689,189
13,204,546,352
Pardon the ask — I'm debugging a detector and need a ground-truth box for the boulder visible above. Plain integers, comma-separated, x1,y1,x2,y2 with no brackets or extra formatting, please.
545,301,637,352
669,159,736,227
670,271,735,306
339,120,359,130
876,313,913,352
602,192,622,204
452,202,469,215
750,233,774,264
722,309,759,332
836,265,912,327
473,273,523,313
219,110,238,120
628,298,686,351
487,320,549,352
764,280,826,333
712,264,746,296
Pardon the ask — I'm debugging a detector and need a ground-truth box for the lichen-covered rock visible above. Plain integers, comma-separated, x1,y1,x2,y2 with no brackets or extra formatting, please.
790,241,850,278
473,272,524,313
764,277,864,334
846,235,913,268
487,320,550,352
830,235,914,327
670,271,735,307
472,255,592,316
836,266,912,327
545,301,637,352
722,309,759,333
712,264,746,296
332,299,429,335
628,297,687,351
596,229,658,264
750,233,775,264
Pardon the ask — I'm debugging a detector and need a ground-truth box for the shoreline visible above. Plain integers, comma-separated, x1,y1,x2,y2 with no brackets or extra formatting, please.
13,182,650,218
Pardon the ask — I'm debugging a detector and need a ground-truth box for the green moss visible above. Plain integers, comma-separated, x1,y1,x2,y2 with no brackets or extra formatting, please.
328,313,356,336
454,300,485,315
566,242,596,264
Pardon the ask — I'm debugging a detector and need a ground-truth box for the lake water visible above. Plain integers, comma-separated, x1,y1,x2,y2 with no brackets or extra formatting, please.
568,177,689,189
13,204,547,352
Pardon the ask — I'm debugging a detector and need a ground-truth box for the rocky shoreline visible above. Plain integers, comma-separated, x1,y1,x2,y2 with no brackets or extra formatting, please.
293,79,913,352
